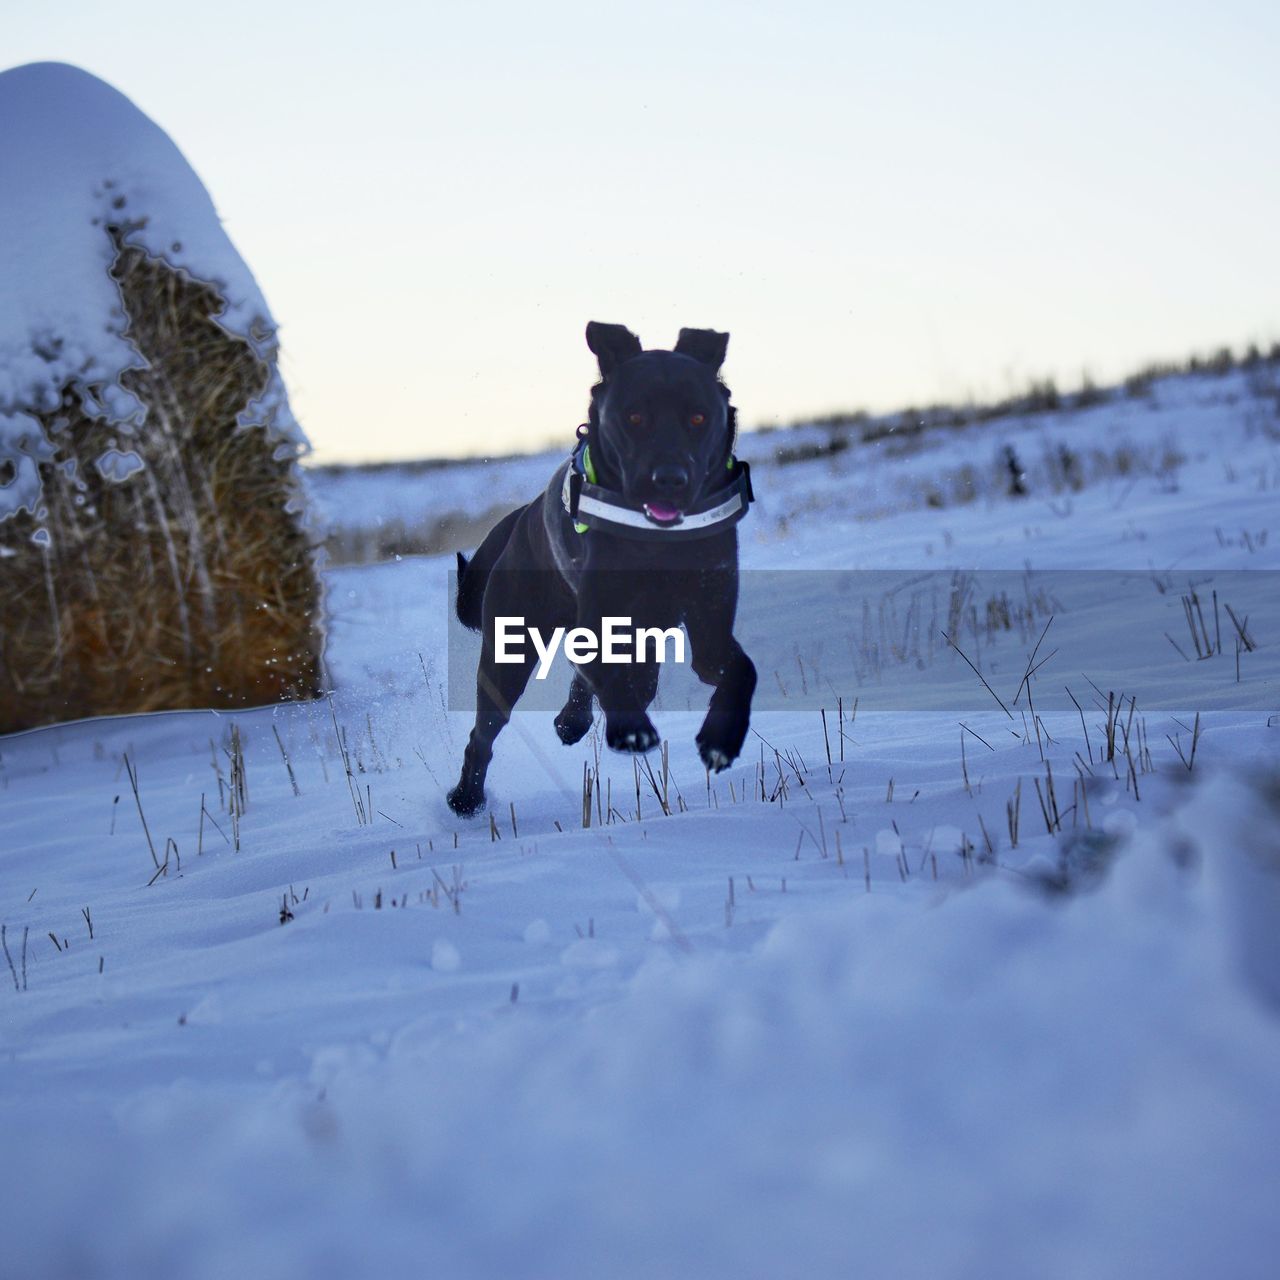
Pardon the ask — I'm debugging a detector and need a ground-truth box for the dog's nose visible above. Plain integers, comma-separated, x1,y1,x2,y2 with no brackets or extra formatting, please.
650,463,689,495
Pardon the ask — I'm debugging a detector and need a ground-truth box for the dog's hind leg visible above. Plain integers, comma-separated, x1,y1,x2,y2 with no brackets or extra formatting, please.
447,647,536,816
448,552,574,816
554,671,595,745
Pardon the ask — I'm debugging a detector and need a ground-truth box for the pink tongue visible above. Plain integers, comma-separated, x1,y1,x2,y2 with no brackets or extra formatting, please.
645,503,680,522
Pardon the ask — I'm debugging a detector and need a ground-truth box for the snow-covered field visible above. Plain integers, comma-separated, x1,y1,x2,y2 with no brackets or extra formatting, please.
4,367,1280,1279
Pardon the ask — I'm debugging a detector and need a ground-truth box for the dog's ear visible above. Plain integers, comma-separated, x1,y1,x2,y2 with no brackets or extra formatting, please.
674,327,729,372
586,322,643,376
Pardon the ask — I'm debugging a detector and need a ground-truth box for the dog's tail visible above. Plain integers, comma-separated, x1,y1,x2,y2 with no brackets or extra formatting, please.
454,505,526,632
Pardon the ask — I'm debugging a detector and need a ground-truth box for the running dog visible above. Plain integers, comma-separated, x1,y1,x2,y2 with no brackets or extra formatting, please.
447,322,756,816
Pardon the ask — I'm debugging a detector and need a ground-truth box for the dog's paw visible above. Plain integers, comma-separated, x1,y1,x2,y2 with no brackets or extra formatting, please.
554,708,593,746
606,715,661,754
696,713,748,773
446,783,486,818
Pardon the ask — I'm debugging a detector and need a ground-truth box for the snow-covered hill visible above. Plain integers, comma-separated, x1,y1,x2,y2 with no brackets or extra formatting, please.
3,364,1279,1279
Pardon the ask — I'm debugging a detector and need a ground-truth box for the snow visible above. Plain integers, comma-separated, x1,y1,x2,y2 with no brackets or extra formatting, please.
93,447,146,483
3,367,1280,1276
0,62,305,524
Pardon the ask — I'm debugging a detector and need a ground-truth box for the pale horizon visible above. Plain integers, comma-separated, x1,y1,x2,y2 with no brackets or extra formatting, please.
6,0,1278,464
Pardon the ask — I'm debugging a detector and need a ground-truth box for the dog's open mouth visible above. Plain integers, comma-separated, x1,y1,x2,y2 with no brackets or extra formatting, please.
642,502,684,526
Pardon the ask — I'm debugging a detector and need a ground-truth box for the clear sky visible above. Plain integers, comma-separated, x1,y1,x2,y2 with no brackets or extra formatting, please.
5,1,1278,463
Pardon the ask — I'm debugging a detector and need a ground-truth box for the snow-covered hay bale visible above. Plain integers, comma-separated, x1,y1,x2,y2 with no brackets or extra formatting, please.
0,63,323,733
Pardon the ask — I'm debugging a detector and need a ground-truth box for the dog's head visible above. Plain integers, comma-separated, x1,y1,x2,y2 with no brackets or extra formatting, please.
584,321,736,526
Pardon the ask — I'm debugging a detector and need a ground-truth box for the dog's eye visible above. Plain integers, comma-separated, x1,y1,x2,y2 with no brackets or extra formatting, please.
690,413,706,427
627,412,644,426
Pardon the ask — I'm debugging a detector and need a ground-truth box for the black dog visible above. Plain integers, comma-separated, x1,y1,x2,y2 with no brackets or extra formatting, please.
446,322,757,817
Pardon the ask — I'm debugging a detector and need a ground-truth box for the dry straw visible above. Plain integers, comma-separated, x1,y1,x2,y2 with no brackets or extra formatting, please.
0,229,323,732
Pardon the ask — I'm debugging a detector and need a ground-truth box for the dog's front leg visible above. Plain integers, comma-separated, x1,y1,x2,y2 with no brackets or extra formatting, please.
553,670,595,745
576,569,662,754
685,590,757,773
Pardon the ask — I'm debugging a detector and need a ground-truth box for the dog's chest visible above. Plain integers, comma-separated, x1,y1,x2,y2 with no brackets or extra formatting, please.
540,461,588,590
